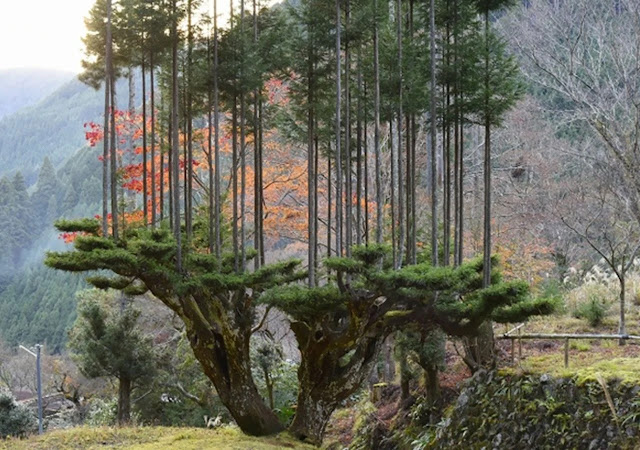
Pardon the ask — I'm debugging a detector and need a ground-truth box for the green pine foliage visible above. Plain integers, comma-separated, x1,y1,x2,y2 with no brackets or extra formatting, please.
0,392,35,439
69,289,156,384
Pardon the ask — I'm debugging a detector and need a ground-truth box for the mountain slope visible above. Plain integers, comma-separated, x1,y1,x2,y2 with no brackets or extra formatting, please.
0,76,133,183
0,68,73,119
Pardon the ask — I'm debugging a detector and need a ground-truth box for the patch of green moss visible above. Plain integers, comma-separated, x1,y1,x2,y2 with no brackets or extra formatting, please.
1,426,315,450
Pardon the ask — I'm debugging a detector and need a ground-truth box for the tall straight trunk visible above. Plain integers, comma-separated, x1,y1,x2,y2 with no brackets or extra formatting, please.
458,116,464,264
374,3,382,245
452,0,459,266
102,42,110,237
208,37,215,254
454,101,460,266
410,114,417,263
214,0,222,259
253,0,262,270
390,121,396,266
168,112,173,230
171,0,182,271
182,88,188,234
105,0,116,239
240,95,246,271
408,0,416,264
327,154,332,257
117,376,131,426
142,60,149,226
363,79,369,245
150,57,157,228
240,0,247,271
396,0,404,268
620,275,626,337
345,0,352,257
429,0,438,266
405,114,411,262
307,46,316,286
442,10,450,266
110,77,119,239
186,0,194,242
232,95,239,272
314,126,319,271
482,12,491,288
356,45,362,247
335,0,343,257
259,98,265,266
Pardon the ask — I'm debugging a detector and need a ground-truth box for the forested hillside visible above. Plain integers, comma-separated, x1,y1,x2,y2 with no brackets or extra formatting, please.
0,147,102,350
0,69,72,119
0,76,134,182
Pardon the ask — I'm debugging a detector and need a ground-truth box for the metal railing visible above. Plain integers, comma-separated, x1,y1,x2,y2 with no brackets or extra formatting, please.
498,324,640,368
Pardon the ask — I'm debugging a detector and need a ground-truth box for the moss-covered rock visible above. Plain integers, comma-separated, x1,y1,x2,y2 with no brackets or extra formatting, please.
427,370,640,449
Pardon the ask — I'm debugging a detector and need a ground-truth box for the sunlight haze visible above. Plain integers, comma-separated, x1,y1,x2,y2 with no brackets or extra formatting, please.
0,0,95,72
0,0,245,73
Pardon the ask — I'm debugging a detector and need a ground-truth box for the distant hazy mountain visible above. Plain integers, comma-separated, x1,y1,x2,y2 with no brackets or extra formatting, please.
0,68,74,119
0,75,132,183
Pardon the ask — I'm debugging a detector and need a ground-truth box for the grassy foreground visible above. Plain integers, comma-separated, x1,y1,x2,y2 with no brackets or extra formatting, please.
0,426,316,450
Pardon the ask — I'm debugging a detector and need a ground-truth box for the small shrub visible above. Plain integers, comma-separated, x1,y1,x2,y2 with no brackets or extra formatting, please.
574,298,608,327
0,392,35,439
85,397,117,426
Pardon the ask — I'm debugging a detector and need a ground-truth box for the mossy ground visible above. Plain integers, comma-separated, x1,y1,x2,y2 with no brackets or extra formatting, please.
0,426,315,450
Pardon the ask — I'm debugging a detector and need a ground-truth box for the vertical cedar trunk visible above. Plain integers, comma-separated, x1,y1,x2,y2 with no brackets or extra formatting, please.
240,0,246,271
390,122,396,266
335,0,343,257
314,127,319,271
110,77,119,239
142,61,148,226
410,115,417,263
214,0,222,259
443,14,451,266
356,46,363,246
482,11,491,289
363,79,369,245
308,46,316,286
207,37,215,254
171,0,182,271
396,0,404,269
374,0,383,245
345,0,352,257
619,275,626,345
102,59,110,237
168,113,173,229
232,95,239,272
186,0,194,242
150,59,157,228
117,376,131,426
259,98,265,266
327,155,332,257
253,0,261,270
429,0,438,266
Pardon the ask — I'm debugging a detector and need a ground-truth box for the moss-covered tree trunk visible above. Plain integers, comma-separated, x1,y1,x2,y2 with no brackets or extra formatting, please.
181,301,283,436
288,321,383,444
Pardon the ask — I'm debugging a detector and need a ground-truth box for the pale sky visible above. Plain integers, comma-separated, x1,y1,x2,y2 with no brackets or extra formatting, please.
0,0,95,73
0,0,264,73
